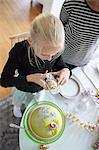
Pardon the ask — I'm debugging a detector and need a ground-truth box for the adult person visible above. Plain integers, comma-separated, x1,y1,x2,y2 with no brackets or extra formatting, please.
1,14,71,117
60,0,99,69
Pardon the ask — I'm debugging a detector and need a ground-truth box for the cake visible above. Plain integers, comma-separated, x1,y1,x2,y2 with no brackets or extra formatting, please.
23,102,65,144
47,80,58,89
45,73,58,90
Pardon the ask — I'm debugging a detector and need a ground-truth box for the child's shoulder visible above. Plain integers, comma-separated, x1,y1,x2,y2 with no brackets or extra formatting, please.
14,40,29,49
9,40,29,56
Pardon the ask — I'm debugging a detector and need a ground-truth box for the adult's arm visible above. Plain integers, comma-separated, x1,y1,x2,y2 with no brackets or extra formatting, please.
60,0,71,25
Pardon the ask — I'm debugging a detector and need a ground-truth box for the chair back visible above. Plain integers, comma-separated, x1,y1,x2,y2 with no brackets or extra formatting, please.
9,32,30,77
9,32,30,48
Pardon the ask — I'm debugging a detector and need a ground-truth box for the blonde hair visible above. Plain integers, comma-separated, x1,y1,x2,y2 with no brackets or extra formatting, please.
28,14,65,69
30,14,65,51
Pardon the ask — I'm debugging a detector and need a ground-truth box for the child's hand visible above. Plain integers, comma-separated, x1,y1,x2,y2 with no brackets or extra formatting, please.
51,68,70,85
26,73,48,89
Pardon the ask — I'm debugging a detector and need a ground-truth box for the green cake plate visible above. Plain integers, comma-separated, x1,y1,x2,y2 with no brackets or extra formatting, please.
23,101,65,144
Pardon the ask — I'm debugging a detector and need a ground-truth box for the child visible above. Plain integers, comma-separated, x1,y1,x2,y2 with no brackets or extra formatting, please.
1,14,71,117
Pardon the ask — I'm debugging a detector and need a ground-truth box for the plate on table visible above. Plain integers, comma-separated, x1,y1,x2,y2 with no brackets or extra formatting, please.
60,77,81,99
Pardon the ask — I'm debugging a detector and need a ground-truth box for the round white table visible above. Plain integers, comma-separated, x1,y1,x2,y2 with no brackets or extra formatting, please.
19,67,99,150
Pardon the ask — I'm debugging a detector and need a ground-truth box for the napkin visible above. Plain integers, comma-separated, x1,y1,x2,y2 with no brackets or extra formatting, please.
82,58,99,90
72,67,95,91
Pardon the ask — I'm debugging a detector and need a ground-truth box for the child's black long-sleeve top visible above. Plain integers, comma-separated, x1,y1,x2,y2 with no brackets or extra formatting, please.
1,40,71,93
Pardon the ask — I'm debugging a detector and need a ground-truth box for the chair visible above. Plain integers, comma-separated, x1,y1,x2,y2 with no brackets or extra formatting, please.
9,32,30,77
0,32,30,98
9,32,30,48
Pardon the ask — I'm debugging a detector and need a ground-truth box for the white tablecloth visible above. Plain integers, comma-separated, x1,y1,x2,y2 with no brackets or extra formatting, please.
19,67,99,150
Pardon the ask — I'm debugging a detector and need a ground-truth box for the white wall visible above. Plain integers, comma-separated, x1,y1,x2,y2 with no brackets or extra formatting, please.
37,0,65,18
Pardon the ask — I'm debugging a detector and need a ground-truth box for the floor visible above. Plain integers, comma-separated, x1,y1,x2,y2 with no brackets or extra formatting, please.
0,96,21,150
0,0,42,99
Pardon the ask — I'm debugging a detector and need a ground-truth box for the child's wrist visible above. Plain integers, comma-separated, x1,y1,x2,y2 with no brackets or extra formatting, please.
26,75,31,82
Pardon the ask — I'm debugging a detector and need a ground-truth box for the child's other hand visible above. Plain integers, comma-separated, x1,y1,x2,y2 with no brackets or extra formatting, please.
51,68,70,85
26,73,47,89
